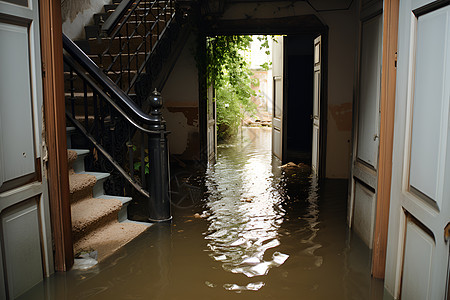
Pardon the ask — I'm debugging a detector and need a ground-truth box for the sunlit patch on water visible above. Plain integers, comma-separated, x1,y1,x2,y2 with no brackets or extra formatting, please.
203,128,293,290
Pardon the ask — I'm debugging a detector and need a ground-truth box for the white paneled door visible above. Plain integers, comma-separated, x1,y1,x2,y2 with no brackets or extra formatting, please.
272,36,285,161
0,0,53,298
311,36,321,175
385,1,450,299
349,8,383,249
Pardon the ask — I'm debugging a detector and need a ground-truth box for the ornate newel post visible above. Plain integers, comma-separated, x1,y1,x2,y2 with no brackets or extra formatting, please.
147,89,172,222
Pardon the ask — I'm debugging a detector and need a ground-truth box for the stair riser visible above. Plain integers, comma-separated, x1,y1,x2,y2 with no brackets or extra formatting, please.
87,35,158,57
72,213,119,243
72,154,88,173
71,186,94,203
90,53,147,71
118,202,130,222
64,70,138,91
93,176,109,198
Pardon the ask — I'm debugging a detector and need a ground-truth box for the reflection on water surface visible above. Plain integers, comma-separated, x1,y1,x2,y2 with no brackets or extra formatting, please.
19,127,385,300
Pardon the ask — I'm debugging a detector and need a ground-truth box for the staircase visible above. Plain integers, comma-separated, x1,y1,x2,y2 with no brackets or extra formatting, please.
61,0,188,262
70,0,186,101
67,131,149,261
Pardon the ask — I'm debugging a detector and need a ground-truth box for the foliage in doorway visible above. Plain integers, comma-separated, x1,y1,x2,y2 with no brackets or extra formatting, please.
207,35,257,141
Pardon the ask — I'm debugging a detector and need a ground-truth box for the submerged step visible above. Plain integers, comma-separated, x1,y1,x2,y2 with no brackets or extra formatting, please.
73,221,149,262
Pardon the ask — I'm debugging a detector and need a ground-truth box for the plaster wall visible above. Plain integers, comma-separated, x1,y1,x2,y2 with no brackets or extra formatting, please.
162,34,200,160
61,0,111,39
218,0,358,178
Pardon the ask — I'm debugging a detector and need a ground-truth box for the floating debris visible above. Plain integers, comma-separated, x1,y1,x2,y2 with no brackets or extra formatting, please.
73,250,98,270
223,282,265,292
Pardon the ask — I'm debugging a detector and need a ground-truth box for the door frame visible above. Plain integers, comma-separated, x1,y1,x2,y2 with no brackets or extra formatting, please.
39,0,73,271
371,0,399,279
200,16,328,176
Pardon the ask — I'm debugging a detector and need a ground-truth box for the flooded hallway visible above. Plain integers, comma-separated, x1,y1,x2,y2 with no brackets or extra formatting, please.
19,127,386,299
2,0,449,297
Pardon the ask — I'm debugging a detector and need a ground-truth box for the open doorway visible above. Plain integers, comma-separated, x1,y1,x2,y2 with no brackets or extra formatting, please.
203,32,327,177
285,34,316,165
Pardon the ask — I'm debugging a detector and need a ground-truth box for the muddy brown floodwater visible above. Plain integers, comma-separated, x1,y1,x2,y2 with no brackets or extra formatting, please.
20,127,389,300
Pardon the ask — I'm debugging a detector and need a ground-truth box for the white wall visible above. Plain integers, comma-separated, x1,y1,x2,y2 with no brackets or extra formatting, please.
162,34,200,159
218,0,358,178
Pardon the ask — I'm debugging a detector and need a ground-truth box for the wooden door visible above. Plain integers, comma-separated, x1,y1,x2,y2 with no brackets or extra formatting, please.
207,85,217,164
385,1,450,298
311,36,321,174
0,0,53,298
348,6,384,250
272,35,285,161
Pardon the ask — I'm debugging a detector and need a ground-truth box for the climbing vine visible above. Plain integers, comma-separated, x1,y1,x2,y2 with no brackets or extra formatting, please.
206,35,256,141
205,35,275,141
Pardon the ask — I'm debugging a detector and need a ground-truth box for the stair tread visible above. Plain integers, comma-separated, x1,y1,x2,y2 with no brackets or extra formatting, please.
69,149,90,156
78,171,110,181
96,194,132,205
73,220,149,261
71,197,122,234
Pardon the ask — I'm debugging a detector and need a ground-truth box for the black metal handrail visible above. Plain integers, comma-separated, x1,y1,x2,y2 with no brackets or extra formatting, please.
63,33,172,222
63,34,161,126
98,0,175,94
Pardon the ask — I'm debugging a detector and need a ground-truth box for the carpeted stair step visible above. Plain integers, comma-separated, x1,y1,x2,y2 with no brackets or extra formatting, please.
69,172,97,203
97,195,133,222
74,221,148,262
71,197,122,242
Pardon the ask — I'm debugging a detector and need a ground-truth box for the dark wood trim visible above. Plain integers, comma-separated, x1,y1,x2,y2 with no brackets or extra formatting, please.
413,0,450,16
39,0,73,271
204,15,326,36
372,0,399,279
197,33,208,164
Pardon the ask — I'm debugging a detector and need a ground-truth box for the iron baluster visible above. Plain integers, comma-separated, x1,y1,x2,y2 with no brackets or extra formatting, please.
70,68,75,118
118,34,123,89
140,130,146,187
126,22,131,90
128,126,134,180
93,91,99,140
83,80,89,129
99,95,105,142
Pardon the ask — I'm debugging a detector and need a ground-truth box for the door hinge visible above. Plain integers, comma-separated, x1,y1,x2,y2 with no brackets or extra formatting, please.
394,52,398,69
445,222,450,243
42,62,46,77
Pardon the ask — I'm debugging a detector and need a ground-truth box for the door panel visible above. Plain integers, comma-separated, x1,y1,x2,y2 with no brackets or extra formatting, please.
0,22,36,185
311,36,321,174
272,36,284,161
385,2,450,298
3,199,43,298
401,216,435,300
356,15,383,168
409,7,448,206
